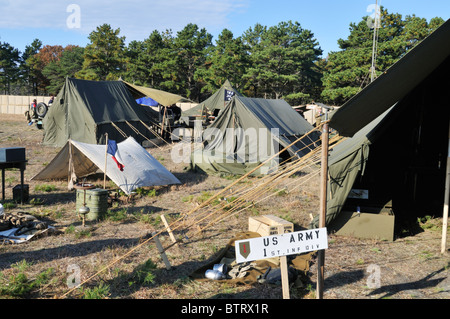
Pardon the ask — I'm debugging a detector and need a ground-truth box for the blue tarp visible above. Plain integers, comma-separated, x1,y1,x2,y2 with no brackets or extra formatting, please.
136,97,158,107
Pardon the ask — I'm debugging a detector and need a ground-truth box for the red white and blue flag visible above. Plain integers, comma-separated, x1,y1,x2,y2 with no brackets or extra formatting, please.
107,140,125,171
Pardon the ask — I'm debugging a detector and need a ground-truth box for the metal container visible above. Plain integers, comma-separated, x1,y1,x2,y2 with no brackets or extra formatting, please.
76,188,108,221
13,184,29,202
213,263,227,274
205,269,225,280
0,147,26,163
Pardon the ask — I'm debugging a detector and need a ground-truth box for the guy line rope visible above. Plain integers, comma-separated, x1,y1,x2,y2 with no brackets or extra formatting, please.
57,122,344,298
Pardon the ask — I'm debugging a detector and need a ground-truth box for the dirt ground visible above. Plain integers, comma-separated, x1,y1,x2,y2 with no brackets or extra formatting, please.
0,113,448,301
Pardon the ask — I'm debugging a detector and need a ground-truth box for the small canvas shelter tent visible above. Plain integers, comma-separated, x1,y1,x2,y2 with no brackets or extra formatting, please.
32,137,180,194
43,78,156,147
311,19,450,240
191,95,319,175
123,81,192,107
182,79,243,118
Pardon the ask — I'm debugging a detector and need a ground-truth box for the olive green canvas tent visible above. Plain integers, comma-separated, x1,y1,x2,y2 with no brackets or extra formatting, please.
182,79,243,118
43,78,156,147
311,19,450,240
123,81,192,107
191,96,319,175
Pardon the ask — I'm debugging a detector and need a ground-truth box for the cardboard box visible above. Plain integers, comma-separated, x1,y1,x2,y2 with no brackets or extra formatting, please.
249,214,294,236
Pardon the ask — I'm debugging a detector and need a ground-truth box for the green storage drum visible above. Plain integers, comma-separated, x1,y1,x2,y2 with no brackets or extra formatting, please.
76,188,109,221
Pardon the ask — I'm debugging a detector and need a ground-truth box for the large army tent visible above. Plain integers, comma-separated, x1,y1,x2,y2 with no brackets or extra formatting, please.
311,19,450,239
191,95,319,175
43,78,156,147
32,137,180,194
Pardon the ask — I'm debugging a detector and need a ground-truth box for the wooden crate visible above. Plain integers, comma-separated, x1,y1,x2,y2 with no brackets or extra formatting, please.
248,214,294,236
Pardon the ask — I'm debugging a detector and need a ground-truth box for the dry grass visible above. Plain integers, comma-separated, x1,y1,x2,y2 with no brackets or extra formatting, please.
0,113,448,300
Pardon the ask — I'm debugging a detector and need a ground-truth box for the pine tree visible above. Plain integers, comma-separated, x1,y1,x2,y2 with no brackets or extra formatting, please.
77,24,126,81
321,8,444,105
195,28,250,97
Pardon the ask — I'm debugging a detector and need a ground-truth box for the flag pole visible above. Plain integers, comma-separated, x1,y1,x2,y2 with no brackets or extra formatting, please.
104,133,108,189
317,112,329,299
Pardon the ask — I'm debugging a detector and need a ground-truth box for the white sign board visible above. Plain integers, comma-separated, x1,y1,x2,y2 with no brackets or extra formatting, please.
235,228,328,264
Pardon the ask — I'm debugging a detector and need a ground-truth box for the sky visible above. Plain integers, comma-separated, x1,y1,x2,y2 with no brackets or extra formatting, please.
0,0,449,58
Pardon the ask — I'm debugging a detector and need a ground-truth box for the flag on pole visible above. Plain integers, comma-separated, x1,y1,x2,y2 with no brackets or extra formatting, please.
224,89,235,101
107,140,125,171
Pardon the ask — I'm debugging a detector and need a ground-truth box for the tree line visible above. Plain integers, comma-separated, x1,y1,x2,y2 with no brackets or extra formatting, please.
0,8,444,106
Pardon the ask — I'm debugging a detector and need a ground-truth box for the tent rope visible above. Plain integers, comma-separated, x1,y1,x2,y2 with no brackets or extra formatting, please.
56,124,339,299
110,122,128,138
125,121,163,149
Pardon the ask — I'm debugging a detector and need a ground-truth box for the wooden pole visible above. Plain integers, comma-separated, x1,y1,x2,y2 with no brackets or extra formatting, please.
317,121,329,299
441,122,450,254
161,106,167,139
104,134,108,189
280,255,290,299
161,214,179,248
152,232,172,270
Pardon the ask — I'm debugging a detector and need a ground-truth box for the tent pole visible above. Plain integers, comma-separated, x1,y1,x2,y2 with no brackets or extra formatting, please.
104,133,108,190
317,121,329,299
441,122,450,254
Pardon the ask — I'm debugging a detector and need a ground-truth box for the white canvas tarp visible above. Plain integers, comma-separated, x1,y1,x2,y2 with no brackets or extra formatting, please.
32,137,180,194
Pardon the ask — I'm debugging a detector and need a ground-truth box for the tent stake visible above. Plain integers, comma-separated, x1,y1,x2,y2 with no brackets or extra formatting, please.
161,214,179,248
317,122,329,299
152,232,172,270
441,123,450,254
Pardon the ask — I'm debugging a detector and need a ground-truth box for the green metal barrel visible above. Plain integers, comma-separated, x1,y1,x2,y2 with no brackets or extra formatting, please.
76,188,109,221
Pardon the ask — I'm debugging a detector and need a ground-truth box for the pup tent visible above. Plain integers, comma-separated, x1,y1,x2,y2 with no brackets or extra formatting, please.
123,81,192,107
180,79,243,126
191,95,319,176
311,19,450,240
123,81,193,135
42,78,157,148
31,136,181,195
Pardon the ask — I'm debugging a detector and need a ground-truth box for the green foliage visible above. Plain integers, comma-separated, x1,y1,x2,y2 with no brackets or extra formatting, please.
3,11,446,103
106,208,128,222
133,259,157,286
195,29,250,95
81,282,110,299
321,8,445,105
0,41,21,94
34,184,57,192
0,260,55,298
134,187,157,197
77,24,126,80
42,46,84,94
242,21,323,104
